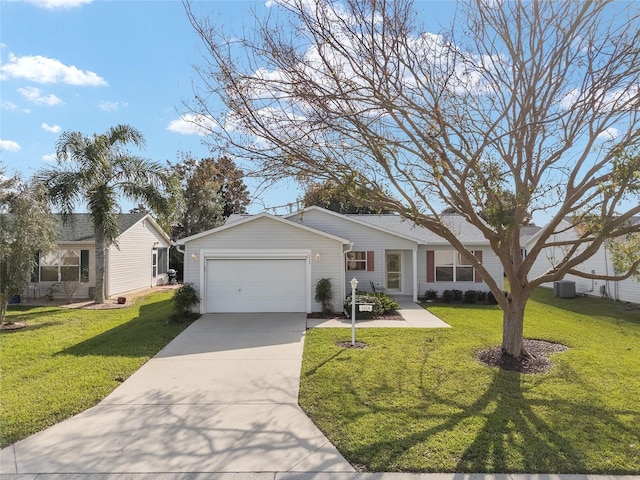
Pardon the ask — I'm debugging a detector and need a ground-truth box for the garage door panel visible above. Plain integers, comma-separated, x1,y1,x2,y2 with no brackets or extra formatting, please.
206,258,306,313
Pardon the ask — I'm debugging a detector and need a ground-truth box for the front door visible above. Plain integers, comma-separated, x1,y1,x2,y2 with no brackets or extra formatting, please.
386,251,402,292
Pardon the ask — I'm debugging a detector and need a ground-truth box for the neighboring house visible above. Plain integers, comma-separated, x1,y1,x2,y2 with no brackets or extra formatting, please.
28,213,171,300
178,206,503,314
524,218,640,303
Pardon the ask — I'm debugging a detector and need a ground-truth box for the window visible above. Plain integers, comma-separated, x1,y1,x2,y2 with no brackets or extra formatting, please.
346,251,367,270
434,250,475,282
36,249,89,282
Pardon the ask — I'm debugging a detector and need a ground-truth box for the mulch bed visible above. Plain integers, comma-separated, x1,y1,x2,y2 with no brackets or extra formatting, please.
476,339,569,374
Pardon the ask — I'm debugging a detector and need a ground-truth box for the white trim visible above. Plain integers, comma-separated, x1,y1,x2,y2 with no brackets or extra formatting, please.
199,249,312,314
412,248,418,302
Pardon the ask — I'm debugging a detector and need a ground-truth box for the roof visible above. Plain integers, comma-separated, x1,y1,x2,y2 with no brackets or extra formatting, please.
178,211,351,244
56,213,169,243
347,212,489,245
519,224,542,244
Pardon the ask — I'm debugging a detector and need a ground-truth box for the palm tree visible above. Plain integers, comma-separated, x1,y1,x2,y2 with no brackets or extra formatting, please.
38,124,178,303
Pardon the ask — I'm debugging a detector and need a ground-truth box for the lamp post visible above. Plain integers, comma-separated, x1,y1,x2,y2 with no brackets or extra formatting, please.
350,277,358,346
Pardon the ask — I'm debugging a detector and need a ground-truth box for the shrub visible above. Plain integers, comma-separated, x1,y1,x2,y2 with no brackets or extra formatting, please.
452,289,463,302
464,290,477,304
487,290,508,305
172,283,200,322
369,292,400,313
344,294,384,319
314,278,334,313
442,290,453,303
476,291,487,302
425,289,438,301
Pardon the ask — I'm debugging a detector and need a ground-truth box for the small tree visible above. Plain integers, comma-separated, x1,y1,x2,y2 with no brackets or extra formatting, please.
314,278,334,314
1,178,58,324
172,283,200,321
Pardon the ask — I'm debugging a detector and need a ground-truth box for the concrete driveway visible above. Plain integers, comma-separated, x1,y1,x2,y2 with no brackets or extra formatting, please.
0,313,354,474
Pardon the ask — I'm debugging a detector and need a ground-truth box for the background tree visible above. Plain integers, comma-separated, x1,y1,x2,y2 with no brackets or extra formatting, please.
1,176,57,324
38,124,179,304
186,0,640,359
301,179,393,214
171,154,249,238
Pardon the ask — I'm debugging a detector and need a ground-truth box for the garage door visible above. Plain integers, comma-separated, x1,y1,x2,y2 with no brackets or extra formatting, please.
205,258,307,313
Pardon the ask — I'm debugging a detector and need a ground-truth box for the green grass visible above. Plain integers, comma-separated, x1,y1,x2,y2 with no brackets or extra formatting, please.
0,292,191,447
299,288,640,473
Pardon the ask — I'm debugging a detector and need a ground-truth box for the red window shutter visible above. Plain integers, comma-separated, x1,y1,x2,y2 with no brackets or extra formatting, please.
367,251,375,271
474,250,483,283
426,250,434,282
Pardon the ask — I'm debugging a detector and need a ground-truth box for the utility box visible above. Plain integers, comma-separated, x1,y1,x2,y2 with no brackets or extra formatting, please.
554,280,576,298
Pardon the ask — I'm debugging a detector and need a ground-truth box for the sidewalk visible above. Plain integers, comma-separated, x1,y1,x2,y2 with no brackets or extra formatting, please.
0,472,636,479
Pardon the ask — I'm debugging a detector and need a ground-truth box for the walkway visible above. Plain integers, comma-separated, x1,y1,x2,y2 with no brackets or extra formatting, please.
307,296,451,328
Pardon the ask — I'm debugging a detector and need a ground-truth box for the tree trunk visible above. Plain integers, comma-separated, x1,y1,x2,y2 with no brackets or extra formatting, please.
501,295,527,358
94,226,106,304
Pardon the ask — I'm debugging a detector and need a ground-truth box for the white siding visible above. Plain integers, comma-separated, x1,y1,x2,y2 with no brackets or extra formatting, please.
418,245,503,297
106,218,170,297
184,216,345,313
289,209,418,295
527,228,640,303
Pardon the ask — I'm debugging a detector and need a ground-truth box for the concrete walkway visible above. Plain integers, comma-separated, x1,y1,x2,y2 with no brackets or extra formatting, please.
0,314,353,475
307,296,450,329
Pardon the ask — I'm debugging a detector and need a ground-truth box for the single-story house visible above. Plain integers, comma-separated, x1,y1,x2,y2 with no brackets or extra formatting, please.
524,218,640,303
178,206,503,314
27,212,171,300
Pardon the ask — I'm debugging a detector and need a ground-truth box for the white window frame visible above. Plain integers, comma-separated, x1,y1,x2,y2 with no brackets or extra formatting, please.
435,250,475,282
346,251,367,271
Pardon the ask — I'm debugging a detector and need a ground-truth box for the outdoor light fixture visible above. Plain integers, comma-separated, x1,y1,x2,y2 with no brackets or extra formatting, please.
315,252,321,262
190,253,197,262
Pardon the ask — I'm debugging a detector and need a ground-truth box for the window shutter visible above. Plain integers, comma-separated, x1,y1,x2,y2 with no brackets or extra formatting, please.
426,250,434,282
31,251,40,283
81,250,89,283
366,251,375,271
474,250,483,283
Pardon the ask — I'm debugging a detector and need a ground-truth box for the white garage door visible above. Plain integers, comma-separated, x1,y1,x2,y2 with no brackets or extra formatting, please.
206,258,307,313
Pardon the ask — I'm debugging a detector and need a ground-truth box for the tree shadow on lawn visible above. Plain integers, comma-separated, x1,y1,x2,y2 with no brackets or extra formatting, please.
57,299,182,358
340,367,638,473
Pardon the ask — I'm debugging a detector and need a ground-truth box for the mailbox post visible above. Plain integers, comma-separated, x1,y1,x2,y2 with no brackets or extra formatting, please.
350,277,358,346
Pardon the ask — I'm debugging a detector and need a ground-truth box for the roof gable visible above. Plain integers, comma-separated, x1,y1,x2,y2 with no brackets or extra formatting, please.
178,212,351,244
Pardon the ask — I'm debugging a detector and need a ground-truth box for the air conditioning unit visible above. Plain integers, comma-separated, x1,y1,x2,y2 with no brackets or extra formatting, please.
554,280,576,298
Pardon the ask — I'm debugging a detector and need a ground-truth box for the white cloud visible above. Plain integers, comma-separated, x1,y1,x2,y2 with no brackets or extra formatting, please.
18,86,63,106
41,122,62,133
167,114,218,136
597,127,619,141
0,53,107,86
26,0,92,9
42,153,57,162
98,100,128,112
0,139,21,152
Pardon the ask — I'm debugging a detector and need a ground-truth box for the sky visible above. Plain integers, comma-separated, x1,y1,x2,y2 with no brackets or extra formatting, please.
0,0,300,213
0,0,460,216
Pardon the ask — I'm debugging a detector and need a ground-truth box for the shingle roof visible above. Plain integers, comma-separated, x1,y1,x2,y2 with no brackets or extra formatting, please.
56,213,147,242
347,213,489,244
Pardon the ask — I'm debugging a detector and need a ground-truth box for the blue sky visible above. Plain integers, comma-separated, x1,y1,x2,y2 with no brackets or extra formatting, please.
0,0,460,215
0,0,294,212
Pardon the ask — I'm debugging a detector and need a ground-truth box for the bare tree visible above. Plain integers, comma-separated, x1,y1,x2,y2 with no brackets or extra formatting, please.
185,0,640,358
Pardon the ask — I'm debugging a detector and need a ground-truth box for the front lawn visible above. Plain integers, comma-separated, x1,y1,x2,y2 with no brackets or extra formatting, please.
299,288,640,473
0,291,190,447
